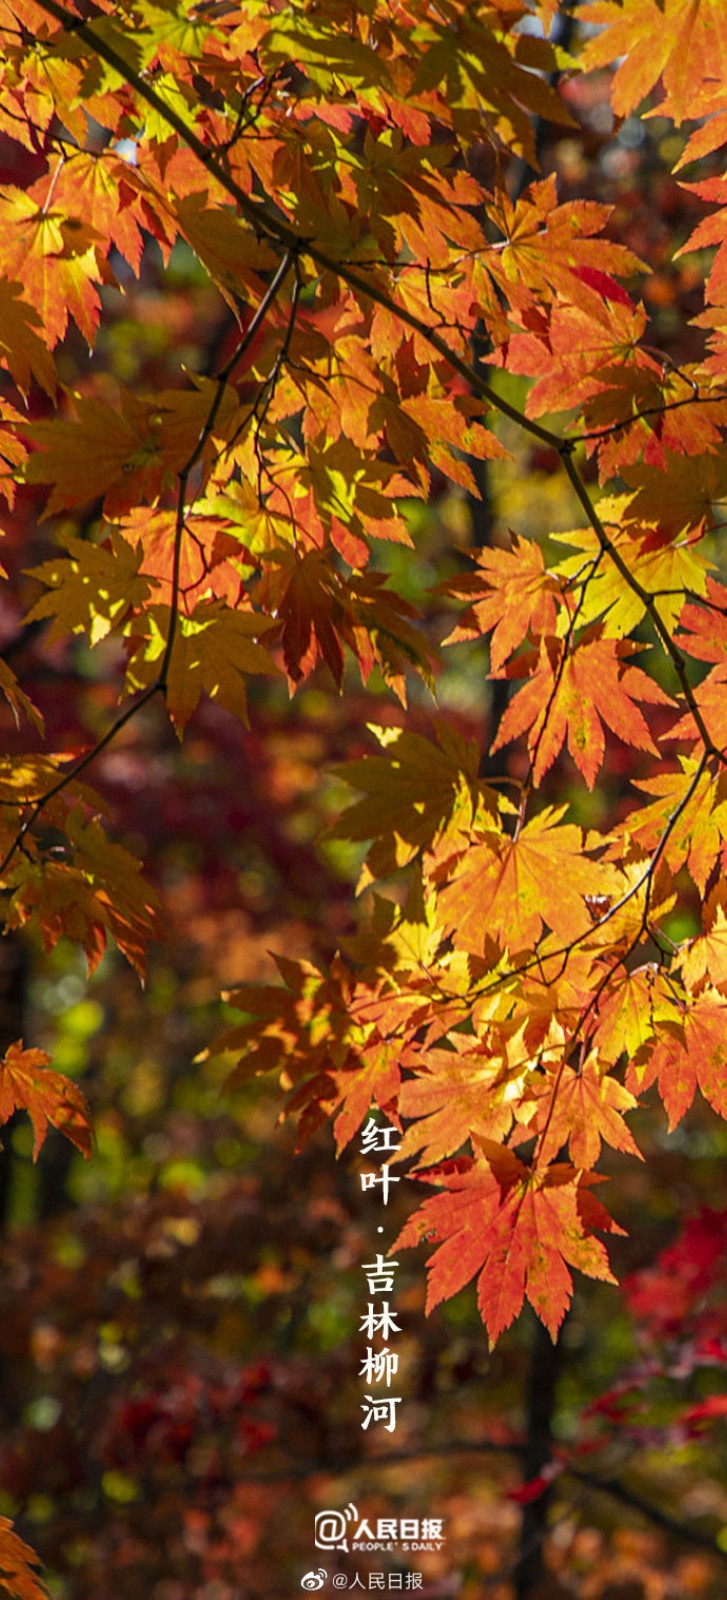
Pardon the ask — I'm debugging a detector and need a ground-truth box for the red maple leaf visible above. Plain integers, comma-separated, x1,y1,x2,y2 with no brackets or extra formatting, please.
394,1145,620,1345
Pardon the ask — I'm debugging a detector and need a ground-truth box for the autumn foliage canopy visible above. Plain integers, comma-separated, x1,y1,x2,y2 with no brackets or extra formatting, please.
1,0,727,1425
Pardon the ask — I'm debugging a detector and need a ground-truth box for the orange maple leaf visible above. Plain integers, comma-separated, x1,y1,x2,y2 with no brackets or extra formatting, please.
441,535,560,672
396,1042,515,1166
505,298,655,426
581,0,726,123
6,813,161,979
0,185,104,348
484,177,643,316
436,806,614,953
0,1040,92,1160
642,995,727,1129
533,1056,642,1168
679,887,727,993
625,762,726,896
0,1514,50,1600
25,395,169,517
26,383,238,518
115,508,246,615
52,149,150,273
491,632,673,787
269,550,350,687
329,1039,403,1152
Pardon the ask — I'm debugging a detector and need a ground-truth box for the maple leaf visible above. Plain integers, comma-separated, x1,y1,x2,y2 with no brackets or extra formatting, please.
6,812,161,979
0,1516,50,1600
640,994,727,1129
25,394,168,517
580,0,727,124
436,807,614,954
491,631,673,788
504,297,655,426
263,547,438,703
329,1038,403,1152
484,177,644,320
396,1041,515,1167
0,1040,92,1161
551,515,711,639
679,886,727,993
24,531,153,644
328,721,488,876
620,450,727,539
533,1055,642,1168
441,536,560,671
591,965,683,1067
268,550,351,687
127,601,279,732
26,382,238,518
114,507,246,615
625,760,727,895
0,279,56,398
394,1146,620,1344
50,150,146,276
0,185,105,348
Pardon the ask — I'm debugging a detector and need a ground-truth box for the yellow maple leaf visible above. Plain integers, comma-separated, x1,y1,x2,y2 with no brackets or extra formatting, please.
25,531,153,644
127,600,280,731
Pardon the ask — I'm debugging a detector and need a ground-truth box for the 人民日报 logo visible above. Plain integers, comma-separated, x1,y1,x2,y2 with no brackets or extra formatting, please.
315,1504,445,1553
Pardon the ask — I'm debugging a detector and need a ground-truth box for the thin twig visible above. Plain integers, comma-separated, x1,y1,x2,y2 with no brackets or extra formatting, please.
0,681,161,878
559,451,725,765
569,384,727,445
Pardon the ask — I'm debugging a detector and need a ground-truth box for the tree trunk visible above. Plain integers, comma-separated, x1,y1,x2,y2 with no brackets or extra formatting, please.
514,1316,563,1599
